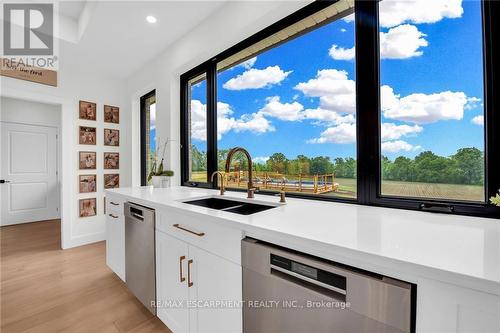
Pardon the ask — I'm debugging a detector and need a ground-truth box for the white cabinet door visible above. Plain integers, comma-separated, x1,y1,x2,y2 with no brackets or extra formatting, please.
105,212,125,281
188,246,242,333
157,231,190,333
0,122,59,225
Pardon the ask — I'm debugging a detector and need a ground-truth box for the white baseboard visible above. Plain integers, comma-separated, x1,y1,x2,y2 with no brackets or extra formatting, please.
63,232,106,249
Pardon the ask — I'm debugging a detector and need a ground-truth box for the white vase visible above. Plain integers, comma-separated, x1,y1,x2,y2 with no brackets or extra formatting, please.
152,176,171,188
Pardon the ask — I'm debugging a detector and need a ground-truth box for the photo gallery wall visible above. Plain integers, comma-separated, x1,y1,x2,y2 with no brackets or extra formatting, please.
78,101,120,218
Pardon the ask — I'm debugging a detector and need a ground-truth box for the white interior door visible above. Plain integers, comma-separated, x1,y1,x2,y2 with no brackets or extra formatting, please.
0,122,59,226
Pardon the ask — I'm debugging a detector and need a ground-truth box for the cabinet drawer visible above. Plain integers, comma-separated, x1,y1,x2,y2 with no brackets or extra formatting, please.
106,211,123,223
106,194,125,215
157,207,242,265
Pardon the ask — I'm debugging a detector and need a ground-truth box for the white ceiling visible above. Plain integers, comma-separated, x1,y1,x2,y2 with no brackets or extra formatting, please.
59,1,86,19
60,1,226,79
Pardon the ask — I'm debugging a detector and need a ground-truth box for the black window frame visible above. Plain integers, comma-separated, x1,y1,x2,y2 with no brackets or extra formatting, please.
180,0,500,219
140,89,156,186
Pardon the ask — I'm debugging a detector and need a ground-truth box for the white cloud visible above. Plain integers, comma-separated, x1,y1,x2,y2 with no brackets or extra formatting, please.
307,121,424,146
296,69,354,96
190,100,209,141
307,123,356,144
296,70,357,144
381,140,422,153
471,115,484,126
223,65,292,90
379,0,463,28
253,156,270,164
216,102,237,139
190,100,274,141
149,103,156,130
380,24,428,59
239,57,257,70
381,85,469,124
232,112,275,134
465,97,482,110
329,45,355,60
330,24,428,61
295,69,356,114
258,96,304,121
303,108,356,125
340,28,347,33
381,122,423,141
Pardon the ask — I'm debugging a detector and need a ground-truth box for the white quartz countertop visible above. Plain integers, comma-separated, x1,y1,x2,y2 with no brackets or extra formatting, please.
107,186,500,295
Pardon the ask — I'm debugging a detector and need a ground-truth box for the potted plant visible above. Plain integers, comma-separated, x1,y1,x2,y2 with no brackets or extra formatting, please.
490,190,500,207
148,138,174,188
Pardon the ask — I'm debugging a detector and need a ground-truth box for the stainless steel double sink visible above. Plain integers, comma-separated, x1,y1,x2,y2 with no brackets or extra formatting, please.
183,196,277,215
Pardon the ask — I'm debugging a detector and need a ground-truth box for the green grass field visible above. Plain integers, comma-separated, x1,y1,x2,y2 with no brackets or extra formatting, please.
190,172,484,202
327,178,484,202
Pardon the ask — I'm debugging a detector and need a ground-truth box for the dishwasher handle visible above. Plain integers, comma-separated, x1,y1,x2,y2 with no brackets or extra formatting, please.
129,206,145,221
271,264,347,296
130,212,144,221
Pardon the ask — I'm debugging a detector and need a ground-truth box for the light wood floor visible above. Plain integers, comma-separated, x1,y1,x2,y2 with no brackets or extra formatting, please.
0,220,172,333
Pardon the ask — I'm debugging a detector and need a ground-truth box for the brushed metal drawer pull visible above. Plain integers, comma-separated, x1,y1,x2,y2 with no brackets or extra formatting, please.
172,224,205,237
188,259,194,287
108,214,119,219
179,256,186,283
110,201,119,206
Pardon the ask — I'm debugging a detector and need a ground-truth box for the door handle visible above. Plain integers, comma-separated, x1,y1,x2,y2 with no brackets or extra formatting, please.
108,214,118,219
0,180,11,184
188,259,194,287
110,201,119,206
172,224,205,237
179,256,186,283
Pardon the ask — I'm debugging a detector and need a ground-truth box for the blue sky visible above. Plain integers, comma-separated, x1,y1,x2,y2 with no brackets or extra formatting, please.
191,0,484,162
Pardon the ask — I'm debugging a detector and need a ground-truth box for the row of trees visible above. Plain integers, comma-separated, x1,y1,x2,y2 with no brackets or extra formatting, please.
191,146,484,185
382,148,484,185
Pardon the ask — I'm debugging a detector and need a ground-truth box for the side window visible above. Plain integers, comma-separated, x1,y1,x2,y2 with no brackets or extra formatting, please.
379,0,485,202
187,74,208,183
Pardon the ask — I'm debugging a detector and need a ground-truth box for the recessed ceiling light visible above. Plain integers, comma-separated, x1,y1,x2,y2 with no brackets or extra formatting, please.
146,16,157,24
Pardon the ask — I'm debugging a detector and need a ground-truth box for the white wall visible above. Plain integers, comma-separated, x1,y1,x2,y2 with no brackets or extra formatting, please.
1,97,61,127
126,1,311,186
0,40,130,249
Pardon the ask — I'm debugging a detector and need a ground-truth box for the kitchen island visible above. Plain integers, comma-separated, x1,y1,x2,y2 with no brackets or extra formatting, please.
105,186,500,333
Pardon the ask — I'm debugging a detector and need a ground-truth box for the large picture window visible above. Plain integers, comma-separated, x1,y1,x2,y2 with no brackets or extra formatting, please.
180,0,500,218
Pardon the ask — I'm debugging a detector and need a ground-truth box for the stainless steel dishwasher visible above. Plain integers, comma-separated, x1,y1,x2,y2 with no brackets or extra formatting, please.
125,202,156,315
242,238,415,333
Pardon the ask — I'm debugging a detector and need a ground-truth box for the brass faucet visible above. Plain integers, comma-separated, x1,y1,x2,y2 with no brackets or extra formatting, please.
211,171,226,195
225,147,258,198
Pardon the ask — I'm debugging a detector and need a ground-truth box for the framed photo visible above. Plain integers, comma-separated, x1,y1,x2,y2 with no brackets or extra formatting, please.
79,174,97,193
104,152,119,169
79,151,96,169
104,105,119,124
79,101,96,121
79,126,96,145
79,198,96,217
104,174,120,189
104,128,119,146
